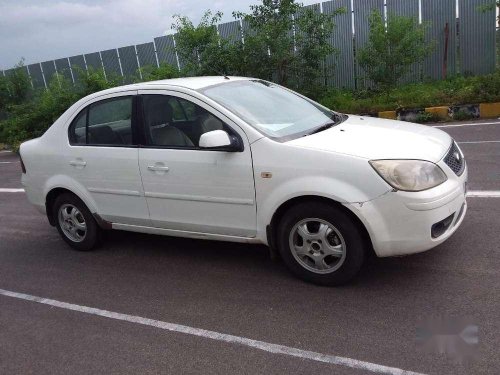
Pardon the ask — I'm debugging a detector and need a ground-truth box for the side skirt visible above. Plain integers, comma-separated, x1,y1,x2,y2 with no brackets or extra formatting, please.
111,223,263,244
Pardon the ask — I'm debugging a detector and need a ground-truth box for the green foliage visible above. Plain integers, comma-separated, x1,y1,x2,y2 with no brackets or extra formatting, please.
0,59,177,150
0,64,124,151
414,111,439,123
357,10,433,90
0,73,80,151
139,63,180,81
0,59,32,112
0,76,10,118
319,70,500,114
452,109,474,121
293,5,344,97
234,0,343,97
234,0,301,84
73,67,120,96
477,1,499,25
171,1,343,97
172,10,239,76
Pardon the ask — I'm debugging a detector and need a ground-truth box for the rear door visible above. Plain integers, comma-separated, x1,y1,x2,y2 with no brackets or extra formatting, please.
137,90,257,237
64,91,150,226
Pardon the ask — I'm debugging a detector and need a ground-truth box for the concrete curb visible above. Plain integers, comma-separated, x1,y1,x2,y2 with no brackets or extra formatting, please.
376,102,500,122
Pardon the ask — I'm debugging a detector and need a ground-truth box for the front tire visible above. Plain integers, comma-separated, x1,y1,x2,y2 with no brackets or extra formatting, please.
53,193,101,251
277,202,365,286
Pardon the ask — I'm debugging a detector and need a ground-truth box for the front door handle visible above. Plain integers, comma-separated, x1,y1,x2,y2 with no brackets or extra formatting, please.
147,165,169,172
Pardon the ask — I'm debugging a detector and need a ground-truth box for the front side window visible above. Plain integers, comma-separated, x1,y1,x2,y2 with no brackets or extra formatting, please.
142,95,227,148
200,80,339,140
69,96,134,146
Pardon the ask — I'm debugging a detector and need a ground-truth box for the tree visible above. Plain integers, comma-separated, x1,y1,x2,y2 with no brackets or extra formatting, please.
170,1,343,98
172,10,241,76
294,7,340,97
357,10,433,90
234,0,343,94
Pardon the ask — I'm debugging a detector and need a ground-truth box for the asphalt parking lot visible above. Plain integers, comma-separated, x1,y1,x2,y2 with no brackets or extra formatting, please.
0,119,499,375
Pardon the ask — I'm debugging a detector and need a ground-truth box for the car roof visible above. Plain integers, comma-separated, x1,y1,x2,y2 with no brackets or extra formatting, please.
100,76,253,95
142,76,252,90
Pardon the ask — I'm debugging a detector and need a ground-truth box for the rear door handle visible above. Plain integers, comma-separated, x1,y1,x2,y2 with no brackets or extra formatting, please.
69,160,87,168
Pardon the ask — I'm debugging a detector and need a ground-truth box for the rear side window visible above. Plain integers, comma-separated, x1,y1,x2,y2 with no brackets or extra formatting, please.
68,96,134,146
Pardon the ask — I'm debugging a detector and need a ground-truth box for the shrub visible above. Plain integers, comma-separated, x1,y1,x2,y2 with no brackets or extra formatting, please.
0,59,32,116
357,10,433,90
319,70,500,114
453,109,475,121
0,74,79,150
73,67,121,96
415,111,439,123
139,63,180,81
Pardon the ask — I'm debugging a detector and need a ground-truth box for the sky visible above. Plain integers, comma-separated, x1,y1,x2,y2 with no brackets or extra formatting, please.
0,0,261,70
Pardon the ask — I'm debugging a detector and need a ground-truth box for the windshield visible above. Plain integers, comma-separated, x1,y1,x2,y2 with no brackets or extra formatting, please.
200,80,338,140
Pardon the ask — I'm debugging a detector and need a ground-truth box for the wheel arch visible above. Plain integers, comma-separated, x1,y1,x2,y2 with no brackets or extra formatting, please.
267,195,375,257
44,184,109,229
46,187,74,226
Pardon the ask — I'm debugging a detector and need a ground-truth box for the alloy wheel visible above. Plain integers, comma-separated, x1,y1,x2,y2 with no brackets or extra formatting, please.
288,218,347,274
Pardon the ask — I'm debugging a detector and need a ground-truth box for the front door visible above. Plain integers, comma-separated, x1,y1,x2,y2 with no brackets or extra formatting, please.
137,90,256,237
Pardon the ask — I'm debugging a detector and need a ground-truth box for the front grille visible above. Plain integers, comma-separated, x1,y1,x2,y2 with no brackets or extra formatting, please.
443,141,465,176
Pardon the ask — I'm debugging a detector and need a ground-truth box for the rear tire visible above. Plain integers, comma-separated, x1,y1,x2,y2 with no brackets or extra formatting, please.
277,202,365,286
53,193,101,251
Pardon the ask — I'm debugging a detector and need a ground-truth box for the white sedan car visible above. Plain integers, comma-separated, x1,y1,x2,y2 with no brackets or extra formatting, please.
20,77,467,285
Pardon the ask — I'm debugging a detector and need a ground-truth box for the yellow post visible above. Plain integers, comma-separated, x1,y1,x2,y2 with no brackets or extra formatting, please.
479,103,500,118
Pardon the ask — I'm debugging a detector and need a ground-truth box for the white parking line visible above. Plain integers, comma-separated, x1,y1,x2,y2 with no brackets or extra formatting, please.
0,150,12,153
0,288,426,375
0,161,17,164
458,141,500,144
467,191,500,198
433,122,500,128
0,188,24,193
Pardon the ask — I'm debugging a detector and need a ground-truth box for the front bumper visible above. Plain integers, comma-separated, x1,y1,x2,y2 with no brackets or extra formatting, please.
346,167,468,257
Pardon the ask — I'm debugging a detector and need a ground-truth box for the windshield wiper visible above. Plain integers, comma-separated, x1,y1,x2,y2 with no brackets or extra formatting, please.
308,122,336,135
306,112,345,136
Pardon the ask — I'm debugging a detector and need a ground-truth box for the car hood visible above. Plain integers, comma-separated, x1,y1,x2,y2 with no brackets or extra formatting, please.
287,115,452,162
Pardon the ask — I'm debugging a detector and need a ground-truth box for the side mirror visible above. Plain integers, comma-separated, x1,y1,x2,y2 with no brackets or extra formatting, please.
199,130,242,152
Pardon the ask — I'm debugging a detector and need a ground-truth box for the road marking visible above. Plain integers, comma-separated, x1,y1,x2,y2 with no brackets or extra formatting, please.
0,188,24,193
0,150,12,153
433,122,500,128
458,141,500,144
0,161,17,164
467,191,500,198
0,288,426,375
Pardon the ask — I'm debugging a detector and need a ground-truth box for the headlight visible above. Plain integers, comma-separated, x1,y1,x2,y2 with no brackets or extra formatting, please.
369,159,447,192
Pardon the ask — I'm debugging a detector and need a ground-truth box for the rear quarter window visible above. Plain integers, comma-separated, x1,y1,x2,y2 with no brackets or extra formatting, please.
68,110,87,145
